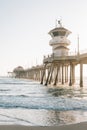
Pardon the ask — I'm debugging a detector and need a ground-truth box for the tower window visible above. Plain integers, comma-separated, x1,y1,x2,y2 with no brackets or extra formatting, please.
60,31,66,36
53,31,66,37
53,31,59,36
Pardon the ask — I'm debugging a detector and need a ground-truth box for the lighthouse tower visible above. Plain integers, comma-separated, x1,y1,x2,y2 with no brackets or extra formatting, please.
49,20,71,56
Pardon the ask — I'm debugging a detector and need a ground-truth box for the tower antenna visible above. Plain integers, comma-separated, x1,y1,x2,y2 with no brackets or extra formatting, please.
58,19,62,27
77,34,80,57
55,19,57,27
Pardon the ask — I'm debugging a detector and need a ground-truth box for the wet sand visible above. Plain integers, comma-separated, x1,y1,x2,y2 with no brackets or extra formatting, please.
0,122,87,130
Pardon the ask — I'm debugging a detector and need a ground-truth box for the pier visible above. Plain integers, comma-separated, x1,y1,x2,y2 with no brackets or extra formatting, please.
13,21,87,87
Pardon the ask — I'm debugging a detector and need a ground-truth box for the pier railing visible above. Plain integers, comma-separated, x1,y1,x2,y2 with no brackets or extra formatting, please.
43,49,87,63
43,53,77,63
43,51,76,59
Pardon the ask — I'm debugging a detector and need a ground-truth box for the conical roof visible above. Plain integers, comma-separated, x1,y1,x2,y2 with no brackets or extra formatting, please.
13,66,24,72
48,27,71,36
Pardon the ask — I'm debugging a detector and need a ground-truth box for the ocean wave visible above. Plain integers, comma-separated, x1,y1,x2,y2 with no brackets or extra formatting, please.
0,78,87,112
0,95,87,111
0,89,11,92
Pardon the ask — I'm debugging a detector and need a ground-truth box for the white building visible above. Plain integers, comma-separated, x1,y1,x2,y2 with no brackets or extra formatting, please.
49,21,71,56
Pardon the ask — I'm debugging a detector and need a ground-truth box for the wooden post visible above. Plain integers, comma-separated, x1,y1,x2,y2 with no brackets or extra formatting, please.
65,66,67,83
45,64,52,86
80,63,83,87
49,64,54,84
67,66,68,82
62,64,64,84
69,62,72,86
65,65,68,83
72,64,75,84
54,65,59,85
40,64,47,84
59,66,61,82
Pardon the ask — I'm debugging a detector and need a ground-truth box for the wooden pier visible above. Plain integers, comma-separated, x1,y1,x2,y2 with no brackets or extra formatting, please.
13,21,87,87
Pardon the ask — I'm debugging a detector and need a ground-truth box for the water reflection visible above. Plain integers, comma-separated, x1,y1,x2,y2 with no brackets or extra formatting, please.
43,110,76,126
22,110,86,126
47,86,87,99
1,109,87,126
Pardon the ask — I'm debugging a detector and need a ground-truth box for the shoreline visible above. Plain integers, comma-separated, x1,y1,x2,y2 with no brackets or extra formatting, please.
0,122,87,130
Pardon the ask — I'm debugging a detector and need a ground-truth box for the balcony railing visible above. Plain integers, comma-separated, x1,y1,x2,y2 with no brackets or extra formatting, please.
43,49,87,63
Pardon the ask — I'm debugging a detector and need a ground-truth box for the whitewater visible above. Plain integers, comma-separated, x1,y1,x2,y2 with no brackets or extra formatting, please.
0,77,87,126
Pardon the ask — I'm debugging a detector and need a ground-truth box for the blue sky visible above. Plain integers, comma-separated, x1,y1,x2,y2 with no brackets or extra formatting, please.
0,0,87,76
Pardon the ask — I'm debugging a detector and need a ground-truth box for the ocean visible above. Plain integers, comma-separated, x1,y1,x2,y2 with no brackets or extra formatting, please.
0,77,87,126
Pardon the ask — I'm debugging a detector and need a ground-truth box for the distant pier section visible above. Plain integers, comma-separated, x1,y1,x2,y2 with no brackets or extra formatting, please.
12,21,87,87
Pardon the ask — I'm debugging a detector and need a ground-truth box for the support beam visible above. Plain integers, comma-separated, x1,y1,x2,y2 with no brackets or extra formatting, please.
49,64,54,84
62,64,64,84
40,64,46,84
69,63,72,86
72,64,75,84
45,64,52,86
67,66,68,82
37,70,40,81
54,65,59,85
80,63,83,87
65,66,67,83
59,66,61,82
40,70,42,81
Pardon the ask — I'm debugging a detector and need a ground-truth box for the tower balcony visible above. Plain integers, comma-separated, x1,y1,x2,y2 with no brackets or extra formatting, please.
49,37,70,46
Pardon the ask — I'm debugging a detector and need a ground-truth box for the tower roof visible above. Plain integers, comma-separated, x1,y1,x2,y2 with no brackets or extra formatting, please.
13,66,24,72
48,27,71,37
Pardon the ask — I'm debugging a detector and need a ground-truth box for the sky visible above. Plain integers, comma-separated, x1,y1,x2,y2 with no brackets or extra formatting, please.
0,0,87,76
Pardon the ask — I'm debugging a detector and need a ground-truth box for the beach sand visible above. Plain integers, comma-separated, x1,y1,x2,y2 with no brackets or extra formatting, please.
0,122,87,130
